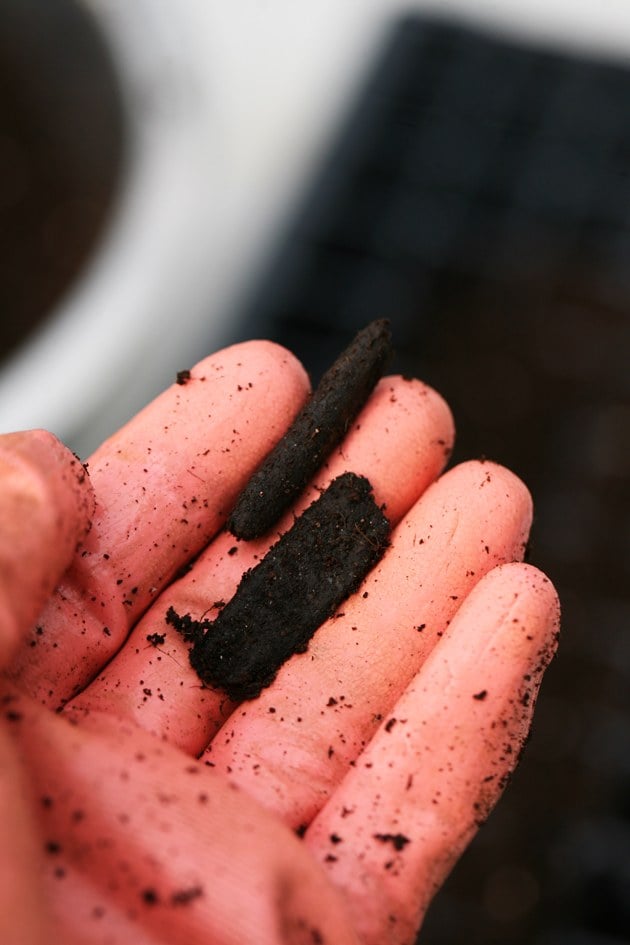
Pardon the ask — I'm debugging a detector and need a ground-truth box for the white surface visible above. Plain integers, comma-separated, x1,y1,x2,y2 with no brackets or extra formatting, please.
1,0,630,455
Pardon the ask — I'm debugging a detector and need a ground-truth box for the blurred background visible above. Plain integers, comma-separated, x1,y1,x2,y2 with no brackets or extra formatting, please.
1,1,629,942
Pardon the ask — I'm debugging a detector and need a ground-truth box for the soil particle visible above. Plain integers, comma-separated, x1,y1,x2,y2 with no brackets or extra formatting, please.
373,833,410,851
168,472,390,701
228,320,393,539
171,886,203,906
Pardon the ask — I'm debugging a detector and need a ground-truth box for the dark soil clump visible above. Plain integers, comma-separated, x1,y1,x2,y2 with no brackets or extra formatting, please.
168,472,390,700
228,319,392,539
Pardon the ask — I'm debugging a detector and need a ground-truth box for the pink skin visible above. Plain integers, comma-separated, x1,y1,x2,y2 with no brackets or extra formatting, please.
0,340,560,945
5,696,361,945
0,431,94,666
305,563,560,945
0,431,94,945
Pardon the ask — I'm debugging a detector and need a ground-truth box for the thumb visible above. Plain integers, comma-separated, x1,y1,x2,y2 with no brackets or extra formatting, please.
0,430,94,668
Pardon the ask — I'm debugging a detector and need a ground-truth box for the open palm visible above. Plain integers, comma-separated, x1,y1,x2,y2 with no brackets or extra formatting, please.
1,340,559,945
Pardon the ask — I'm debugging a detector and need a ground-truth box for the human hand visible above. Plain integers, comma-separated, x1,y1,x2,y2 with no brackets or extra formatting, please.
1,340,559,945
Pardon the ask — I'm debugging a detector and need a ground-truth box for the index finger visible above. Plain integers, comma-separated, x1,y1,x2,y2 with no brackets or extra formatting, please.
10,342,310,705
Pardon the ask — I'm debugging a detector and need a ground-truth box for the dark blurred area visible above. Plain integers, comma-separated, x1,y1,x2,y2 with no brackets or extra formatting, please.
234,16,630,945
0,0,124,362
